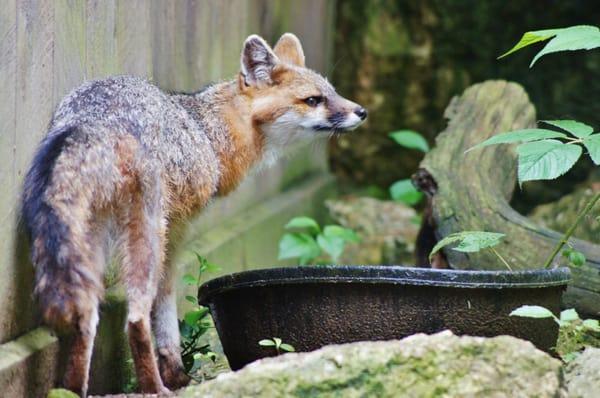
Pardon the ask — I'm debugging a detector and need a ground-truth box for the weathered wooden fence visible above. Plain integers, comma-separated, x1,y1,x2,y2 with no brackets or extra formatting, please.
0,1,336,395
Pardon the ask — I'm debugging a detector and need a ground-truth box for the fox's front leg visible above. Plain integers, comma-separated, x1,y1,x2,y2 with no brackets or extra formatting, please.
153,264,191,390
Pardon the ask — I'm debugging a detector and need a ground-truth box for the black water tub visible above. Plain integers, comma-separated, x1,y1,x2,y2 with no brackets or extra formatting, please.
198,265,571,370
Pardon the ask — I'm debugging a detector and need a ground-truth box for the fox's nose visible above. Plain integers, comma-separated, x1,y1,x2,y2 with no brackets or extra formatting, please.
354,107,367,120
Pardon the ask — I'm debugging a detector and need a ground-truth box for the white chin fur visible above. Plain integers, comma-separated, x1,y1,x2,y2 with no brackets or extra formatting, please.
258,110,317,169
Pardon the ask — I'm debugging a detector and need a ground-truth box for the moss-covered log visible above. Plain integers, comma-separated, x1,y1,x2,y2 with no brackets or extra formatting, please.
414,80,600,316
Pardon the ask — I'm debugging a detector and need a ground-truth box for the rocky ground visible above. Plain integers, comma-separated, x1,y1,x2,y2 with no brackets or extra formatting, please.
325,196,419,265
47,330,600,398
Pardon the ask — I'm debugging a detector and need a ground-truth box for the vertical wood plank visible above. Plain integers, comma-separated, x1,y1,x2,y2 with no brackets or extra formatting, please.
0,0,18,345
0,0,17,216
183,0,204,87
54,0,86,103
8,0,55,343
15,0,54,180
207,0,223,81
86,0,117,79
115,0,152,78
173,0,192,90
150,0,176,89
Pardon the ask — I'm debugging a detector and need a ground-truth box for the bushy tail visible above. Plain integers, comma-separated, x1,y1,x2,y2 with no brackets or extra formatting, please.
22,126,102,331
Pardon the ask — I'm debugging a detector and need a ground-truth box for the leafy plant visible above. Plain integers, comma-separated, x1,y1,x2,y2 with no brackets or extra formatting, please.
499,25,600,67
278,216,360,265
179,254,221,374
429,231,511,270
258,337,295,355
388,130,429,206
469,120,599,184
466,120,599,269
443,26,600,270
510,305,600,362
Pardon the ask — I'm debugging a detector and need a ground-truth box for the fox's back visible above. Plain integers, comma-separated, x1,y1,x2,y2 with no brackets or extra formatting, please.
47,75,221,214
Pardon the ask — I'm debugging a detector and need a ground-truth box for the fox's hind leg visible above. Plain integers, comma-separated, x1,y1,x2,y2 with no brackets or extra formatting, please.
121,177,169,394
63,303,100,396
62,220,107,396
153,260,191,390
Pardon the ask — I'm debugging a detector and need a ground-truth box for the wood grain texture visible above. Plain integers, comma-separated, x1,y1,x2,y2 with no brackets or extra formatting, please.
54,0,86,103
85,0,116,79
0,0,18,345
1,0,335,345
416,80,600,315
7,0,56,344
115,0,151,77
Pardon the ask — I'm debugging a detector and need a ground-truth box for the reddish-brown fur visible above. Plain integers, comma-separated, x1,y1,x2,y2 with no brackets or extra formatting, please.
22,33,365,396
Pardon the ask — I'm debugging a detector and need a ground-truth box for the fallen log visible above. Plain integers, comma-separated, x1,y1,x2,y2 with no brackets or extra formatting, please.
413,80,600,315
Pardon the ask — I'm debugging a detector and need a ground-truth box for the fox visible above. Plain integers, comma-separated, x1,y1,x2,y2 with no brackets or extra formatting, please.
22,33,366,396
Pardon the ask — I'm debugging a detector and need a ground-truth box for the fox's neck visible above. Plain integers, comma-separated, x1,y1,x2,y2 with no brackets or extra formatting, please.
175,81,266,196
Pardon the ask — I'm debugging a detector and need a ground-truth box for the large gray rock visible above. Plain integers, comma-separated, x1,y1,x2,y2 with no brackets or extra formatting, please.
564,347,600,398
178,331,564,398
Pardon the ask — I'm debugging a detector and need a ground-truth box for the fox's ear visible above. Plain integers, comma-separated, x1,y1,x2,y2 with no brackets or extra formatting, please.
273,33,305,67
240,35,279,87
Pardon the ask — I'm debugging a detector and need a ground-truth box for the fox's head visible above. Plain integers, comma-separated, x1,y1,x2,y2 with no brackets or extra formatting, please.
238,33,367,148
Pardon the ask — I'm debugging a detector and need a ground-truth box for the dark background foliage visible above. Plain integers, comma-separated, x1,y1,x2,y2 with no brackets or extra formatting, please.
330,0,600,212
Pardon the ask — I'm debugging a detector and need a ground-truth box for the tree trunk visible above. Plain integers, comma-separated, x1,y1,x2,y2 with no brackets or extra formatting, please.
414,80,600,315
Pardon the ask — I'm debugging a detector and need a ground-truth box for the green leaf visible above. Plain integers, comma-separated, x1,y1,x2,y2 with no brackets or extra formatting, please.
429,231,505,260
583,134,600,165
279,343,295,352
530,25,600,67
466,129,567,152
568,250,586,267
278,233,321,264
389,130,429,152
499,29,563,59
182,274,198,286
390,179,423,205
499,26,600,67
284,217,321,234
562,247,574,258
560,309,580,322
516,140,582,183
317,234,345,263
542,120,594,138
510,305,555,319
323,225,360,243
185,295,197,304
184,308,208,326
258,339,276,347
203,262,221,274
273,337,282,348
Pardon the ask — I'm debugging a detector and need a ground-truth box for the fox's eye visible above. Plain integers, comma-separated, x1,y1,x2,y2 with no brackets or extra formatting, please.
304,96,323,107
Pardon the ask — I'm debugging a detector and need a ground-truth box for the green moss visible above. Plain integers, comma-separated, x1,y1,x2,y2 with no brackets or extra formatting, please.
556,319,600,359
47,389,79,398
179,334,561,398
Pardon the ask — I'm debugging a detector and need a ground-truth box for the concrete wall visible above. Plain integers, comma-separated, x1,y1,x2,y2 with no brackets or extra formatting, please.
0,0,337,395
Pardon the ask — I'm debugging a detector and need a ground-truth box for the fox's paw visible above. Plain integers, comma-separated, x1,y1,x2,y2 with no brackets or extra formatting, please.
158,348,191,391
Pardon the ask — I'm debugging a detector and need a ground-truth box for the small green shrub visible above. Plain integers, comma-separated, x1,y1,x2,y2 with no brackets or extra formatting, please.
278,216,360,265
179,254,220,375
258,337,295,355
429,231,511,270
